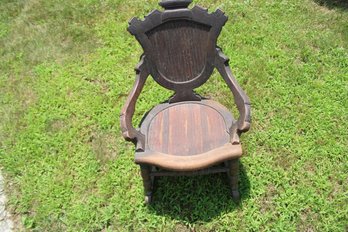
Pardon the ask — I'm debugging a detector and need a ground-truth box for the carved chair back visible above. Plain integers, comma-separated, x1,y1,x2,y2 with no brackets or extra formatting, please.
128,0,227,102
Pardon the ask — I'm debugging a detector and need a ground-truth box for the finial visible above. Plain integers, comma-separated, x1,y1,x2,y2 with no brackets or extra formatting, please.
159,0,192,9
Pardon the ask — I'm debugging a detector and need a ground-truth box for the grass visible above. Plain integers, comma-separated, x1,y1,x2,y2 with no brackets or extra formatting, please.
0,0,347,231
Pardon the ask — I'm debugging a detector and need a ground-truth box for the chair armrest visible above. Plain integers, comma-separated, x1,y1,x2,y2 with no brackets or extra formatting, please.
120,55,150,151
214,48,251,143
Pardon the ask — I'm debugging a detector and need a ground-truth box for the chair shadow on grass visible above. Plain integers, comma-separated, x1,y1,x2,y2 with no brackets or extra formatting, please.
314,0,348,10
148,162,250,223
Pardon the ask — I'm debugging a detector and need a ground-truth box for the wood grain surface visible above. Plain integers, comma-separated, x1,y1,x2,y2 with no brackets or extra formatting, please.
147,20,210,83
147,103,229,156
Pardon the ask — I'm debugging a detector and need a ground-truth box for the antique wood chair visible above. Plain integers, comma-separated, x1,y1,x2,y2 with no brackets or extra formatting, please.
120,0,251,204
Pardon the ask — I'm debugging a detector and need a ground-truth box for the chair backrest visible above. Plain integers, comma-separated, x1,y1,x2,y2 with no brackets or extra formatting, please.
128,0,227,102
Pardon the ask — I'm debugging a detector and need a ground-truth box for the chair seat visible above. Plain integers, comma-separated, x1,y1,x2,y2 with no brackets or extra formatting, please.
136,100,242,171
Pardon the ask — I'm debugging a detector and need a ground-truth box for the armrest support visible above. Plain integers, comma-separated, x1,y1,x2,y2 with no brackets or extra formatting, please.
214,48,251,144
120,55,150,151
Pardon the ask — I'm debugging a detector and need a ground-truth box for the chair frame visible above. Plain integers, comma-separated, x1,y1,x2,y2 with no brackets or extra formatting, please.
120,0,251,204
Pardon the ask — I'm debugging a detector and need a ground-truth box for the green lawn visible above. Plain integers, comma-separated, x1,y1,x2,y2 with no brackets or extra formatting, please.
0,0,347,231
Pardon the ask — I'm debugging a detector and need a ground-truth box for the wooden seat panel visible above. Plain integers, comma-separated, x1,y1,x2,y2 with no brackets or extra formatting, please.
136,100,240,171
141,100,234,156
147,102,229,156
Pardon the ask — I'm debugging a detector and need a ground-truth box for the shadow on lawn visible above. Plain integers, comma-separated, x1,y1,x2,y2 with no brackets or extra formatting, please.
314,0,348,10
149,162,250,223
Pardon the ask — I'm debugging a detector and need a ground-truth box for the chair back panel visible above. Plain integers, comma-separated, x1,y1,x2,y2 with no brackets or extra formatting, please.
128,2,228,101
147,20,211,83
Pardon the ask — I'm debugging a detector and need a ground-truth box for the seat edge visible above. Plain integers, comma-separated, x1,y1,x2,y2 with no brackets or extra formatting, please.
135,143,242,171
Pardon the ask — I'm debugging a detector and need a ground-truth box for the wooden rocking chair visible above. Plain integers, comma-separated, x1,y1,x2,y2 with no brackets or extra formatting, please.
120,0,251,204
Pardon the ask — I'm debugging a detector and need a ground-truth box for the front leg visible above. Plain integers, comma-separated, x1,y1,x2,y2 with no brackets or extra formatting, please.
140,165,153,204
227,159,240,203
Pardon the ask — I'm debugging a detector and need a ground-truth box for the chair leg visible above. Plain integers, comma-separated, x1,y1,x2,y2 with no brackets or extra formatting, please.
151,166,158,191
227,159,240,203
140,165,153,204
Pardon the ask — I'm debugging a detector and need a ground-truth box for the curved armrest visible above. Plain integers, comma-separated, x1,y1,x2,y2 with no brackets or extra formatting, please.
120,55,150,151
214,48,251,144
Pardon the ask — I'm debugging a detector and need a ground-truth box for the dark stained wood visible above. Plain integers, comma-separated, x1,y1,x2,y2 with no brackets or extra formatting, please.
159,0,192,9
214,48,251,144
228,159,241,203
135,143,242,171
140,100,235,147
120,55,149,151
128,3,228,102
120,0,252,204
147,20,210,83
147,102,229,156
150,167,229,177
140,165,153,204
